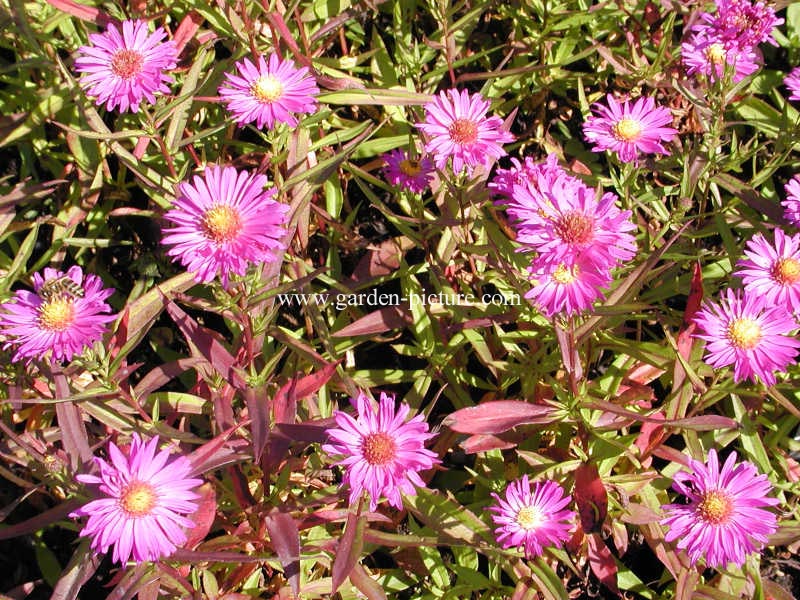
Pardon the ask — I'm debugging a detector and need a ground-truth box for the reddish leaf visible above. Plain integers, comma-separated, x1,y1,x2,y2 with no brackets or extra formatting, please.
264,509,300,596
170,549,271,563
246,385,269,462
583,400,738,431
45,0,112,25
49,539,101,600
460,433,519,453
0,500,81,541
574,462,607,533
349,563,388,600
172,11,204,55
674,569,699,600
273,360,341,424
620,503,661,525
331,510,366,593
443,400,557,435
764,580,796,600
587,534,619,596
274,421,334,443
164,298,246,390
332,306,412,337
55,401,92,469
133,357,206,399
350,236,415,283
183,483,216,550
682,262,704,329
186,425,248,477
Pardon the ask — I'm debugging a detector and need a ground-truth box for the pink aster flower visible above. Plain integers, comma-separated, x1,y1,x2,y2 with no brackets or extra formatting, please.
784,67,800,101
416,88,514,174
508,170,637,271
783,176,800,227
489,153,565,200
681,31,760,83
161,165,289,286
734,229,800,314
74,19,177,113
0,266,115,363
702,0,783,49
488,476,574,559
525,256,611,318
322,391,440,512
660,449,779,568
218,53,319,130
382,149,434,193
71,434,202,565
693,288,800,386
583,95,678,164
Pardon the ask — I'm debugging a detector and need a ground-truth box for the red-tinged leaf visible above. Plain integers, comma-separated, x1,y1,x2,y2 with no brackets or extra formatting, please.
54,401,92,469
246,385,269,462
574,462,607,533
651,446,693,467
620,503,661,526
634,414,665,465
625,362,666,385
582,400,738,431
460,432,519,453
350,236,415,283
107,306,129,358
105,564,154,600
45,0,112,25
331,510,366,594
349,563,388,600
683,262,704,328
265,509,300,596
274,421,334,443
443,400,557,435
133,357,206,399
332,306,412,337
0,499,81,540
554,324,583,382
186,425,248,477
511,579,539,600
273,361,341,423
164,298,246,390
674,569,699,600
183,483,216,550
172,11,203,55
586,533,619,596
49,539,101,600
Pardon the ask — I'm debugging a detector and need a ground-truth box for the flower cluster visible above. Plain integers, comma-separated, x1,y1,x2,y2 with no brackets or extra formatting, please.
660,449,778,569
682,0,782,84
492,154,636,317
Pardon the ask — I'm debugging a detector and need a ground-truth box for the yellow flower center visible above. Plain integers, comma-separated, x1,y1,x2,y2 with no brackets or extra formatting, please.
110,49,144,80
612,118,643,142
727,317,762,350
554,211,595,245
119,481,158,517
201,205,243,243
38,297,76,332
448,118,479,145
251,75,284,103
399,159,422,177
705,43,727,66
552,263,578,285
515,505,544,530
697,489,734,525
361,432,397,466
772,257,800,284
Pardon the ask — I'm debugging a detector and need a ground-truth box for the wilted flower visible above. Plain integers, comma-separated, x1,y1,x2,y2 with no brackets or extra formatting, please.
416,88,514,174
661,449,779,568
219,53,319,130
382,149,434,193
734,229,800,315
488,476,574,559
74,19,177,113
322,391,439,512
0,266,115,363
71,434,202,565
161,165,289,286
583,95,678,164
693,288,800,386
